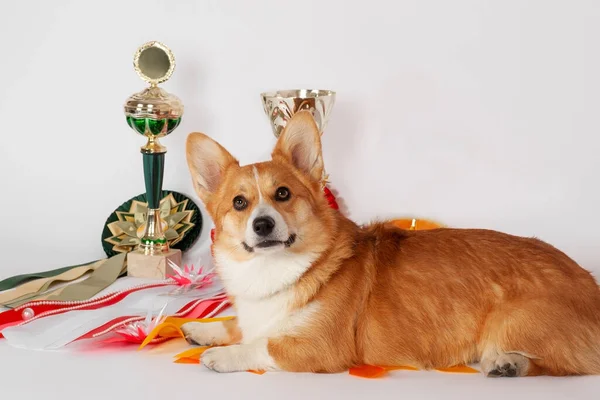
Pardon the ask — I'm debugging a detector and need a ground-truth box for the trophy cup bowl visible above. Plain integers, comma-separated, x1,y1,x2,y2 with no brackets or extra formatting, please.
123,41,184,279
260,89,336,138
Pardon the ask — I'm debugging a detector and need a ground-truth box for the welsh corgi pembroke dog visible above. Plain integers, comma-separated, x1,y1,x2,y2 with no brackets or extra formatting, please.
181,110,600,377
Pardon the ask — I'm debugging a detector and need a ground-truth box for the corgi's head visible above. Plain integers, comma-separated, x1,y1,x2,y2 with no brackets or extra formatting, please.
185,111,336,298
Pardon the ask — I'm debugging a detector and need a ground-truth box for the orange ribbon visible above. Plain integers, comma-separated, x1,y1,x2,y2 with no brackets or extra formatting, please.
138,316,235,350
349,364,479,378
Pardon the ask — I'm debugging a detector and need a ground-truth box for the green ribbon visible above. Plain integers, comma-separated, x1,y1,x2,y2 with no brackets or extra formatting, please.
3,253,128,308
0,260,102,293
0,259,106,306
44,252,127,302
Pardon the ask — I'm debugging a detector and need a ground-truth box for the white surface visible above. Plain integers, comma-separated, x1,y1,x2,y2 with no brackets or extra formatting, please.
1,336,599,400
1,0,599,398
1,302,599,399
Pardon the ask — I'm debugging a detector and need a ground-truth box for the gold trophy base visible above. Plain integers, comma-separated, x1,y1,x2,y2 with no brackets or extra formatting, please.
126,248,182,279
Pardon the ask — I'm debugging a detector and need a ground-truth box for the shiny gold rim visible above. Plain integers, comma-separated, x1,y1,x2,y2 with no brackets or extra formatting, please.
260,89,336,100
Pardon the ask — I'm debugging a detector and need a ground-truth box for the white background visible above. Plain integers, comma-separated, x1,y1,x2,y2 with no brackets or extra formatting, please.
0,1,599,398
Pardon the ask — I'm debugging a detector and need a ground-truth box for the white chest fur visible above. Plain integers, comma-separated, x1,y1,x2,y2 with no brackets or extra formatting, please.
235,291,292,343
235,290,321,343
214,249,320,343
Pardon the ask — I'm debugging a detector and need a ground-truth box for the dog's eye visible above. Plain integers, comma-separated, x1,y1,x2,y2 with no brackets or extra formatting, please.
233,195,248,211
275,187,290,201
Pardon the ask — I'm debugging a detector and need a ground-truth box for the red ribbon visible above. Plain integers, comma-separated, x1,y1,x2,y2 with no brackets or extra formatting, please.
323,186,339,210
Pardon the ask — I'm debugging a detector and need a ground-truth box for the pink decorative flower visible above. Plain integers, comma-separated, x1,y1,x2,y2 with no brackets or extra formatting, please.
106,304,169,344
166,260,216,288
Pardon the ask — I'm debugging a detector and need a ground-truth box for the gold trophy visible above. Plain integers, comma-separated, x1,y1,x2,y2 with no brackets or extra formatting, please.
260,89,336,191
123,41,184,278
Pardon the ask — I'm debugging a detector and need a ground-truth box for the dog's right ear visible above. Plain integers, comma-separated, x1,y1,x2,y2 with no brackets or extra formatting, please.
185,132,239,204
271,110,324,183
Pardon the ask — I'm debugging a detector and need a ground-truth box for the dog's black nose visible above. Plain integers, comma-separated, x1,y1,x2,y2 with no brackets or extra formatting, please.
253,216,275,237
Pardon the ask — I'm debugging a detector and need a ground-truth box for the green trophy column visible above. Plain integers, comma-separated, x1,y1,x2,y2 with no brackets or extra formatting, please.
140,151,167,253
143,152,164,210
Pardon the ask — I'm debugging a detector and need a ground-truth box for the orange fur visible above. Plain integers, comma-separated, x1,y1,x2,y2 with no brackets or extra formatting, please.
184,111,600,377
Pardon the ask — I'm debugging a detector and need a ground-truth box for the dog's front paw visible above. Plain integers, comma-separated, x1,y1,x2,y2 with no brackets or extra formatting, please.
201,346,244,373
181,322,227,346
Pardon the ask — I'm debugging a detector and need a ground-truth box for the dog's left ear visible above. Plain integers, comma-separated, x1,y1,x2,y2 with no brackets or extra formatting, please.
271,110,324,183
186,132,239,205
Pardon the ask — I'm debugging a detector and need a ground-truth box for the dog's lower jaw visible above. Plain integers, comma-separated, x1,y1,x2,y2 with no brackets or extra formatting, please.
201,338,279,373
242,234,297,253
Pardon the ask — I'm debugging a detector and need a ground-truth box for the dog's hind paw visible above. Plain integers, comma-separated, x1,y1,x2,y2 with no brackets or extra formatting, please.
482,352,530,378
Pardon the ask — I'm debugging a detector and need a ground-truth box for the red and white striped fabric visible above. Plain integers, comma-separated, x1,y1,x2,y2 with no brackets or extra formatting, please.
76,294,230,345
1,278,228,350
